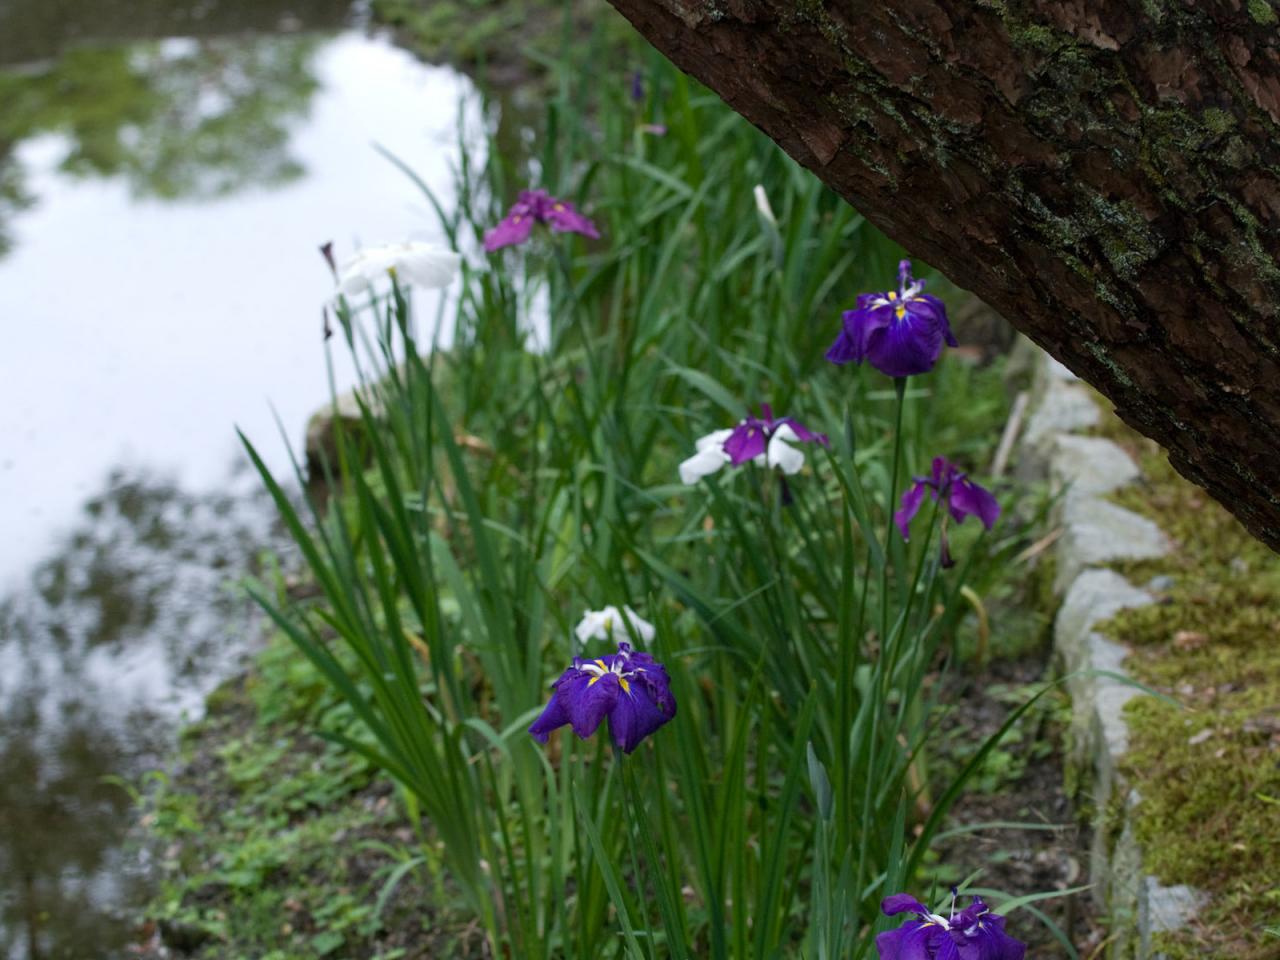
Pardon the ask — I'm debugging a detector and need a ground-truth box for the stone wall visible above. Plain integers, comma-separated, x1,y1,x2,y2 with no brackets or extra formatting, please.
1019,349,1207,959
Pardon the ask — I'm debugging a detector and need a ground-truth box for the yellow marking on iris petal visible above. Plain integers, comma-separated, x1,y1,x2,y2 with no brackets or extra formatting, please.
620,678,631,694
513,215,523,223
887,290,897,301
595,659,607,669
588,675,600,686
553,202,566,211
895,306,906,320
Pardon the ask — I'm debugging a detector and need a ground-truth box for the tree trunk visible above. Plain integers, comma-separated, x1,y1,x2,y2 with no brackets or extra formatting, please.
606,0,1280,551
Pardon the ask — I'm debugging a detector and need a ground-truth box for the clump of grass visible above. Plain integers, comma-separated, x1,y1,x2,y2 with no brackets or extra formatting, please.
213,11,1067,958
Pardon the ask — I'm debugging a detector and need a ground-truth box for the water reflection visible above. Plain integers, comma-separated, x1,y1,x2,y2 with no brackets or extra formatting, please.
0,34,326,258
0,9,481,955
0,463,287,959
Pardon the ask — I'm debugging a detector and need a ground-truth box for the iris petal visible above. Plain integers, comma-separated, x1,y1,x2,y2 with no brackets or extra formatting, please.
766,425,807,475
566,673,619,739
868,306,948,378
882,894,931,917
527,667,582,742
483,213,536,251
545,200,601,238
723,422,768,464
875,920,935,960
949,478,1001,530
825,327,862,365
894,480,930,540
608,686,671,753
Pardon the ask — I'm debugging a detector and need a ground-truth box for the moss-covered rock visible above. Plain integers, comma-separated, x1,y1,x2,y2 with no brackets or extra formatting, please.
1096,418,1280,958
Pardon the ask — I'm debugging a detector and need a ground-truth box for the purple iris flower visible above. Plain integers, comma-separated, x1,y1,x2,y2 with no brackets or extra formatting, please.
631,70,645,103
826,259,957,378
483,189,601,252
678,405,829,486
895,456,1000,567
877,892,1025,960
528,642,675,754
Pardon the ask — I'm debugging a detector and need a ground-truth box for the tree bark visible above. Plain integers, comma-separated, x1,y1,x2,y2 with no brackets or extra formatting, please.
606,0,1280,551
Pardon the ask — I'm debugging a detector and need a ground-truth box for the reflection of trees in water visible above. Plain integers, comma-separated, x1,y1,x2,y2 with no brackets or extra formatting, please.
0,32,324,255
0,464,290,959
0,687,155,960
4,465,284,661
0,139,35,257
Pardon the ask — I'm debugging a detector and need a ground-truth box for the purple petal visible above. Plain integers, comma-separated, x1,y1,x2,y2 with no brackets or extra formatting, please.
825,327,862,365
882,894,931,917
608,683,673,753
949,477,1001,530
931,456,956,488
484,211,535,251
517,189,551,215
528,667,581,742
836,304,896,368
963,920,1025,960
723,422,767,465
544,199,601,239
894,480,929,541
777,417,828,447
865,305,949,378
632,662,676,718
897,259,914,291
875,921,934,960
566,671,620,739
914,293,958,347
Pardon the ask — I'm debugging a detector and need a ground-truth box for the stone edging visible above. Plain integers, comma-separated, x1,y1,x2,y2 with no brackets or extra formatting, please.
1017,351,1208,959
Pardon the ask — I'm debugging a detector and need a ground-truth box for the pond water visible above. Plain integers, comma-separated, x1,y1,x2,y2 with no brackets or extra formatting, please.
0,9,481,957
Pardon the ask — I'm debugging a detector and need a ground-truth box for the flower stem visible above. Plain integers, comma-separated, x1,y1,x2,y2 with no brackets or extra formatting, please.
881,376,908,653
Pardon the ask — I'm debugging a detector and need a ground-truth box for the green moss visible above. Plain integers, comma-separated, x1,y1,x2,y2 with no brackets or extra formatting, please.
1202,108,1237,138
1248,0,1278,25
1093,416,1280,958
1007,23,1064,54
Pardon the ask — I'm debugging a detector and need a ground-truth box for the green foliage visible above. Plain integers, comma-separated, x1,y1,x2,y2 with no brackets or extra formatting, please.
230,21,1051,960
142,633,479,958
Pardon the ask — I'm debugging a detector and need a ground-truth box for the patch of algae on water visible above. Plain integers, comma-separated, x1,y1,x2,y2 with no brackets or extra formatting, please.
1091,411,1280,959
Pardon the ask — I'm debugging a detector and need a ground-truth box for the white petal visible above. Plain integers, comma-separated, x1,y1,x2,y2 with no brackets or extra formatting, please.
694,428,733,452
753,184,777,226
398,243,462,289
335,242,460,296
574,609,610,643
767,424,805,475
621,606,656,644
679,445,729,485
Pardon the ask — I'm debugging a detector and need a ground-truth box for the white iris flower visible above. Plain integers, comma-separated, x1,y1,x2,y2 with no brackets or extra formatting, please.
336,242,461,297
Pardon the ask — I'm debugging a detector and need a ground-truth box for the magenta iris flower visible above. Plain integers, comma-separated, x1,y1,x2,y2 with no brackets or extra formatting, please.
876,893,1025,960
528,642,675,754
483,189,600,252
895,456,1000,567
826,259,957,377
